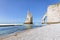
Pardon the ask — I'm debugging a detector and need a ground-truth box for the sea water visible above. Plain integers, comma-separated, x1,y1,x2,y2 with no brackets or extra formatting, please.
0,24,41,36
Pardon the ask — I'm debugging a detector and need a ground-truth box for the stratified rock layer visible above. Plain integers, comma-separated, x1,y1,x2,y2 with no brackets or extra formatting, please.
24,11,33,24
42,3,60,24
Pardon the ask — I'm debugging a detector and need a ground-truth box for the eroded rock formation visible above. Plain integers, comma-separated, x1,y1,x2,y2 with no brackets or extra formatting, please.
42,3,60,24
24,11,33,24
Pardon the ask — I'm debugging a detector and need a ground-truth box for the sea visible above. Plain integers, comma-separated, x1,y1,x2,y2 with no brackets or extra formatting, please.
0,24,43,37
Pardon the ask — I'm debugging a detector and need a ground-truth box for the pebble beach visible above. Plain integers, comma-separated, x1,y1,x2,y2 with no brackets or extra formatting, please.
0,24,60,40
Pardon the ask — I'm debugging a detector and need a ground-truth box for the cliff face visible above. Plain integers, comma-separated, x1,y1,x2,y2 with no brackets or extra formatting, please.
42,3,60,24
24,11,33,24
47,3,60,22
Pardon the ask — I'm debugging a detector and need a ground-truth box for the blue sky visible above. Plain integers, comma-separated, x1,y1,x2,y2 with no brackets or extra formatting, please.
0,0,60,24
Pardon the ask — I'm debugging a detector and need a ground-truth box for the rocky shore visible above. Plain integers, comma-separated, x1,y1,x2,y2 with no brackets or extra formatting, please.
0,24,60,40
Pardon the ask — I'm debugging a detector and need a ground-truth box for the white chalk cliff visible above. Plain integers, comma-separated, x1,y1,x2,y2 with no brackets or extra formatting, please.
42,3,60,24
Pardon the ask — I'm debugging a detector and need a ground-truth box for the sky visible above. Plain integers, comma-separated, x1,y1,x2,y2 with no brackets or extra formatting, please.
0,0,60,24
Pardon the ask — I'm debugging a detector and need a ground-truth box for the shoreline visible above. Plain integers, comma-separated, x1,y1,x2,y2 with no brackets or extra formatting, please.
0,28,34,39
0,24,23,27
1,24,60,40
